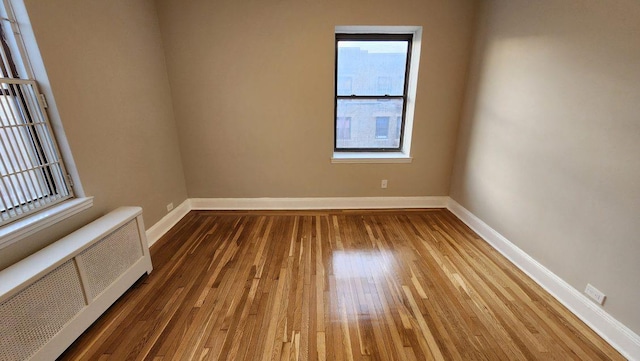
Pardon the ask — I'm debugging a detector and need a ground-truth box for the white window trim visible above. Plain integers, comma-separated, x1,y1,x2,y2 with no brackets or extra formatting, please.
0,197,93,249
331,152,412,164
332,25,422,164
0,0,91,248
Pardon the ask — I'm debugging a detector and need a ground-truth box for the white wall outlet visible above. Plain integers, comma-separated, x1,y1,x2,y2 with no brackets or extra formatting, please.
585,284,606,305
166,202,174,212
381,179,388,189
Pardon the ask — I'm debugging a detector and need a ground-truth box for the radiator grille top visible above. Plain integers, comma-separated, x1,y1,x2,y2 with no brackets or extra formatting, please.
0,260,85,361
77,219,143,300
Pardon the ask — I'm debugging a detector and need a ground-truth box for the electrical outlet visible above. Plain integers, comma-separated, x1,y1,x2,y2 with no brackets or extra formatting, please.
585,284,606,305
381,179,388,189
166,203,174,212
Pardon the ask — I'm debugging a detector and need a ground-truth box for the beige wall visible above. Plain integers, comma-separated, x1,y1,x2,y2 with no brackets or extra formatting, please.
155,0,477,198
451,0,640,333
0,0,188,269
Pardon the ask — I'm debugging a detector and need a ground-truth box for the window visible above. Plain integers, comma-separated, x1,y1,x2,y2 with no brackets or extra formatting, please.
395,116,402,138
375,116,389,139
334,32,412,152
376,76,392,94
336,116,351,140
337,76,352,95
0,1,77,228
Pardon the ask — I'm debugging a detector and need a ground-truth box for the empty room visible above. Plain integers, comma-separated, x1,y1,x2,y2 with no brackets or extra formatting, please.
0,0,638,360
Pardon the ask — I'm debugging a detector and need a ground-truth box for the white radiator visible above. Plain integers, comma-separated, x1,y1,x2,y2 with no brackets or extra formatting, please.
0,207,153,361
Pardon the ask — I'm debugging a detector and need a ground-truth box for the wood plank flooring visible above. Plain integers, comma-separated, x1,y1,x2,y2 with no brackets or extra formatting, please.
58,209,624,360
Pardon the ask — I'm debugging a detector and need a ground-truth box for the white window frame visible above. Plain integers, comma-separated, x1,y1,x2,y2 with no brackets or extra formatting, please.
0,0,92,250
331,25,422,164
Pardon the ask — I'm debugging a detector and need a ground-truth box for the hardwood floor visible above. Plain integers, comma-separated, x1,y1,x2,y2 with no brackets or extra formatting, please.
58,209,623,360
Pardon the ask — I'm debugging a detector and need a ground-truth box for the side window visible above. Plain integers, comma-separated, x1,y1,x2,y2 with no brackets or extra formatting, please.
336,116,351,140
395,116,402,138
375,116,389,139
376,76,392,95
0,2,75,226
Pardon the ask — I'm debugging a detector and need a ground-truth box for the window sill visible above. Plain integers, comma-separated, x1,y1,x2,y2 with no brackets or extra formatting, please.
331,152,413,164
0,197,94,250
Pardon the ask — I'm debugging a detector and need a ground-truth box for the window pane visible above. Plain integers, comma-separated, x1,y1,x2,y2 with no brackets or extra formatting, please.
336,41,408,96
336,99,403,149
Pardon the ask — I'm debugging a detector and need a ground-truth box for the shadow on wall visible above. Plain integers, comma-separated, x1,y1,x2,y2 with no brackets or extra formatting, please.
450,0,640,336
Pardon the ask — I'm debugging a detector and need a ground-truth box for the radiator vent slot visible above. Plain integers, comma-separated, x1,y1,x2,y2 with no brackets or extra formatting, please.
77,220,143,300
0,260,85,361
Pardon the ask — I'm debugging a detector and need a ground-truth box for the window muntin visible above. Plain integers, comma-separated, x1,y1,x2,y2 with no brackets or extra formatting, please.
0,6,73,225
334,34,412,152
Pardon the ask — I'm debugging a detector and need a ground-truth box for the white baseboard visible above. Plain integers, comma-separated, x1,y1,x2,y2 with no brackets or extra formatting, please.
447,199,640,361
145,199,191,248
189,196,449,210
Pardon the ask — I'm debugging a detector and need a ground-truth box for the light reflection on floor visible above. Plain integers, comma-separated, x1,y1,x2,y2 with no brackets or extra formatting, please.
332,250,396,279
331,250,399,322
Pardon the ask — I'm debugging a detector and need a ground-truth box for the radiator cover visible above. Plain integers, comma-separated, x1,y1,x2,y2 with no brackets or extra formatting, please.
0,207,152,361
